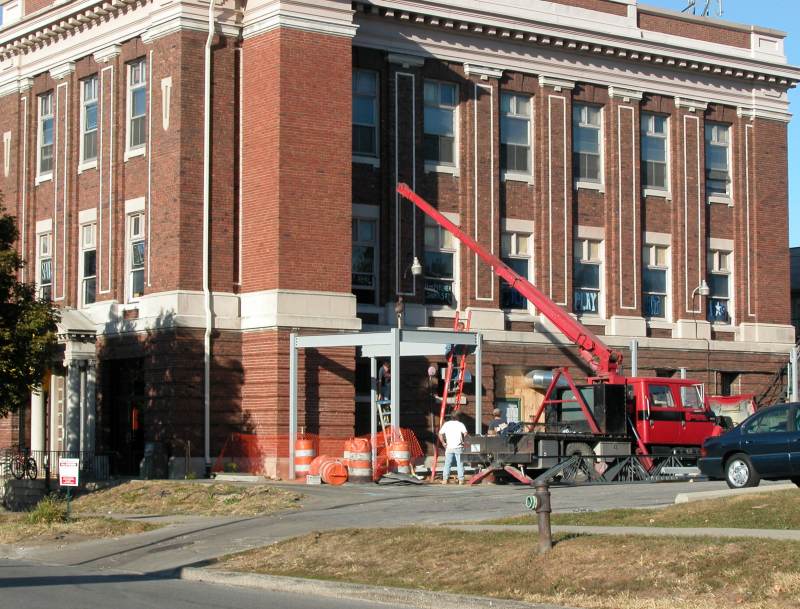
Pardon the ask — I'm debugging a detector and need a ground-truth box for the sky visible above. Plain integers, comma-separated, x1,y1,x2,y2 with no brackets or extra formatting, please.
641,0,800,245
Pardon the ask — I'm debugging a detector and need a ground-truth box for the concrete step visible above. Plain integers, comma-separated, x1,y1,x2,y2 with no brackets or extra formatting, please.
1,479,48,511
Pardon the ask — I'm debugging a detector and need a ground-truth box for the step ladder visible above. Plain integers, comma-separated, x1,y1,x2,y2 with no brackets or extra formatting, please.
430,310,471,481
375,398,393,466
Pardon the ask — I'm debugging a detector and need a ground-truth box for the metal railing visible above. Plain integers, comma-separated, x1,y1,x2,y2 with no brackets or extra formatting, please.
0,448,110,482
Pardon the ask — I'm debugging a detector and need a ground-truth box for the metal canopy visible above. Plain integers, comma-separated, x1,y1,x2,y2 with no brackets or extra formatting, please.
288,327,483,479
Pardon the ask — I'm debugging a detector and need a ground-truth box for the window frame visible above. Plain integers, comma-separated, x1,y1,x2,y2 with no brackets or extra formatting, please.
78,222,97,308
641,112,670,196
351,216,379,307
707,249,733,325
125,58,147,158
572,103,604,189
573,237,604,317
642,244,670,321
126,212,146,302
423,218,458,308
79,75,99,171
500,230,532,311
423,79,458,174
500,91,532,182
705,121,733,203
36,92,54,182
36,231,53,301
352,69,379,165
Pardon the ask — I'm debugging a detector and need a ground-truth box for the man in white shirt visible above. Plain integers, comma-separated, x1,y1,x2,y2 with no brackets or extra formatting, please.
438,412,468,484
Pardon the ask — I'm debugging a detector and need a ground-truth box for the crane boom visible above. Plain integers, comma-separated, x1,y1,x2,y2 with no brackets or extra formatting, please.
397,183,623,378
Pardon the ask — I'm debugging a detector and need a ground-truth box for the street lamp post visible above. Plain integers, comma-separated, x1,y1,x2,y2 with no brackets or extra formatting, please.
396,256,423,328
691,279,711,384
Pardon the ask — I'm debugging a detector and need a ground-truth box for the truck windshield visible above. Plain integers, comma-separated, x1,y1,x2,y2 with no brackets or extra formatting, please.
681,386,703,409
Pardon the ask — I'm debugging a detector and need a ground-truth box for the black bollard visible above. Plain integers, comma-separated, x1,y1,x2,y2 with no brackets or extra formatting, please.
534,480,552,554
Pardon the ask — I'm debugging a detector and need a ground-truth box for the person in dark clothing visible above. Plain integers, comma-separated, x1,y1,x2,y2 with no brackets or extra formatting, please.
377,361,391,401
487,408,507,436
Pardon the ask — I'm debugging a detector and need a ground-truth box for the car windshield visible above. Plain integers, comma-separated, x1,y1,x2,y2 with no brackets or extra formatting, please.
743,406,788,434
681,386,703,409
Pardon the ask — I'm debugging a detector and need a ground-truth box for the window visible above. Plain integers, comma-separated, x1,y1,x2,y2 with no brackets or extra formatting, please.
641,113,668,191
37,232,52,301
80,76,99,164
500,92,531,176
573,104,602,183
681,385,704,409
643,244,669,318
744,406,788,434
423,219,456,306
38,92,54,176
573,238,602,315
127,213,145,300
705,122,731,197
127,59,147,151
649,385,675,408
352,70,378,158
500,231,530,309
79,223,96,307
352,218,377,305
423,80,457,166
708,250,732,323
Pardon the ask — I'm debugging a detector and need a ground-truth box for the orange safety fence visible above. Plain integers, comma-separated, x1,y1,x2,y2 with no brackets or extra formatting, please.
212,429,425,478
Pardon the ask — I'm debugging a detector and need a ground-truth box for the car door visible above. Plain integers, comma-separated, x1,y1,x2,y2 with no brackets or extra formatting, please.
741,405,792,477
642,383,684,446
791,405,800,476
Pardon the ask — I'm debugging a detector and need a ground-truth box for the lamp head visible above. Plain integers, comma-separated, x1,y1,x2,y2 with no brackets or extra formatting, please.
410,256,423,277
698,279,710,297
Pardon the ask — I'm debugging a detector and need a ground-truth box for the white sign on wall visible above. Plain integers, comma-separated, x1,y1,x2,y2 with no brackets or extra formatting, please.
58,458,80,487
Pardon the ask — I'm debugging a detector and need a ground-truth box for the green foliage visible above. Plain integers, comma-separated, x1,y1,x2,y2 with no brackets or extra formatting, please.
0,196,58,418
26,494,69,524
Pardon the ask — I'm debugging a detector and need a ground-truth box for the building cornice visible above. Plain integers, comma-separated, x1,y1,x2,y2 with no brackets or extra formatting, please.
463,63,502,80
674,97,709,112
49,61,76,80
241,0,356,41
608,86,643,102
352,1,800,89
538,75,575,91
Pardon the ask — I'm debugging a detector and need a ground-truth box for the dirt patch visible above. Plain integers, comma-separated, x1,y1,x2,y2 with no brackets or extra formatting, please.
0,513,157,546
71,481,302,517
491,488,800,529
216,527,800,609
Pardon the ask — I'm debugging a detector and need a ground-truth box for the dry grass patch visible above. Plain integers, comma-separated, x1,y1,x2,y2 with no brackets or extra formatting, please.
0,512,156,545
216,527,800,609
490,489,800,529
71,481,302,516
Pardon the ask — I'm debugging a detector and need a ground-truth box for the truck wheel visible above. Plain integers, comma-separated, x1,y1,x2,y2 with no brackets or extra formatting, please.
725,453,760,489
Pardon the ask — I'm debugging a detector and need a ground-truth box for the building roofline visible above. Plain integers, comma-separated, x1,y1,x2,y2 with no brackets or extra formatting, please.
638,4,787,39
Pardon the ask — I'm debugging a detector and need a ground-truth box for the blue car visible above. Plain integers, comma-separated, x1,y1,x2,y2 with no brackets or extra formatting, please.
698,403,800,489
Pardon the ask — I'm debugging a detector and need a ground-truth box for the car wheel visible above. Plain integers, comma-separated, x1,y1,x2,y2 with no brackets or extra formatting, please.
725,453,760,489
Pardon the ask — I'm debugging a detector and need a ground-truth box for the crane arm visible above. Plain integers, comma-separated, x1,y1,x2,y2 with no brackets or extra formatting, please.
397,183,623,378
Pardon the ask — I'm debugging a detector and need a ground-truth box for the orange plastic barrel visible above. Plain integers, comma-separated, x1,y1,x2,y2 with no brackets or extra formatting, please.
388,439,411,474
309,454,332,477
320,458,348,486
294,437,316,478
342,438,355,468
347,438,372,483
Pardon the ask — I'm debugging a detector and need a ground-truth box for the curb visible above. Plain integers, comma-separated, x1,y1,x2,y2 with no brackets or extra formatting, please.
180,567,581,609
674,483,796,504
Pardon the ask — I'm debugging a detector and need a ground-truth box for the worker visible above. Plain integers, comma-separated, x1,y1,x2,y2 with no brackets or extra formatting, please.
487,408,507,436
438,412,468,485
377,360,391,402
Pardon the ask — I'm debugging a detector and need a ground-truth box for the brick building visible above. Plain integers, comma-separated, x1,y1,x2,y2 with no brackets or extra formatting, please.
0,0,797,477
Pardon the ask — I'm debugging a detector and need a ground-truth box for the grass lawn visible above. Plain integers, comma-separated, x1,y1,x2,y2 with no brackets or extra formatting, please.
215,527,800,609
71,480,303,517
0,512,156,545
489,488,800,529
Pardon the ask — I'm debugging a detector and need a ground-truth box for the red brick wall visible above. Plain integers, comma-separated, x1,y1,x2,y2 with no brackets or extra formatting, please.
638,11,750,49
548,0,627,17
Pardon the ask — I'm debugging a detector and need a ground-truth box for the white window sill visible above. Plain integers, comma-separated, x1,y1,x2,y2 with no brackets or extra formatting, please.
124,146,146,162
502,171,534,185
504,310,535,321
711,322,736,332
646,319,673,329
643,188,671,200
35,172,53,186
428,307,458,318
353,155,380,168
424,161,459,176
574,180,604,193
78,159,98,174
708,194,733,206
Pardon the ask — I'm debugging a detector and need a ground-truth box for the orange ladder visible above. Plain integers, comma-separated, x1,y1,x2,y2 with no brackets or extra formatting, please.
430,311,471,481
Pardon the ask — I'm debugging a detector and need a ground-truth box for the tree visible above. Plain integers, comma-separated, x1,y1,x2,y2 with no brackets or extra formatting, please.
0,197,58,418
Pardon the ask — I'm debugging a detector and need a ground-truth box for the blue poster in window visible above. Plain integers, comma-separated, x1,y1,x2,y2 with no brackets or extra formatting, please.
708,299,729,323
574,290,598,314
644,294,664,318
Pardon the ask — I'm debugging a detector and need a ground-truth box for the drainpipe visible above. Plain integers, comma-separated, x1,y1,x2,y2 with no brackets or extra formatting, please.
202,0,216,476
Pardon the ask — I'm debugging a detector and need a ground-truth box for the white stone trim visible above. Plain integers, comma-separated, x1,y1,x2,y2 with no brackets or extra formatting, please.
674,97,708,112
352,203,379,219
708,194,733,207
738,323,795,345
93,44,122,64
708,237,734,251
387,52,425,67
576,225,604,240
609,315,646,337
353,154,380,167
643,187,670,199
465,307,504,331
78,207,97,224
424,161,458,176
242,0,357,40
538,75,575,91
240,289,361,331
608,86,643,101
49,61,76,81
124,146,146,162
644,231,671,246
501,217,534,233
464,63,503,80
574,180,604,193
2,131,10,178
36,218,53,234
161,76,173,131
124,196,145,215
